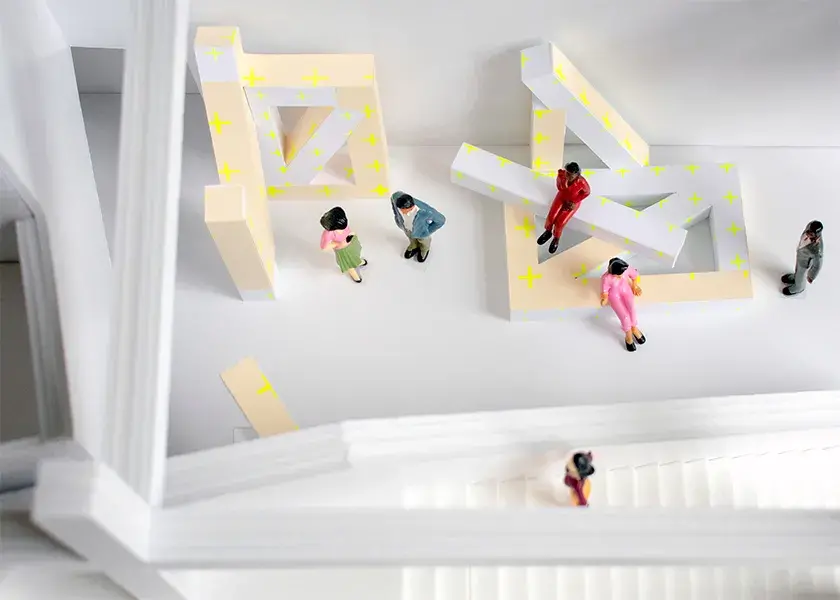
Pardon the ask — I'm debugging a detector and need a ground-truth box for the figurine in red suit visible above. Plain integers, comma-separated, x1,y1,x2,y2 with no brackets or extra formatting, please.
563,451,595,507
536,162,591,254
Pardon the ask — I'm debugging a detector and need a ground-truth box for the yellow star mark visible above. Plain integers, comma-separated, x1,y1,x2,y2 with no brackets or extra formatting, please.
688,193,703,205
534,109,550,119
616,168,630,177
532,156,550,171
367,160,383,172
534,132,549,144
521,198,531,206
272,149,282,157
685,165,700,174
218,162,239,182
297,91,306,101
313,148,323,157
624,238,632,245
724,191,738,204
453,171,464,179
256,375,275,395
497,157,512,167
554,65,566,81
225,30,237,44
667,223,678,231
582,169,596,177
208,113,230,134
720,163,735,173
257,91,265,99
278,166,288,173
658,197,670,207
206,48,222,60
634,210,642,218
578,90,590,106
688,273,696,280
643,157,650,167
465,144,477,154
742,269,750,278
320,186,334,197
599,196,610,205
263,111,270,121
573,264,588,278
242,69,264,87
488,184,497,192
602,114,613,129
622,137,632,150
727,222,743,236
515,217,535,238
364,105,374,119
365,134,377,145
518,267,542,289
521,53,530,67
266,186,285,197
684,216,694,225
342,112,353,120
731,254,746,269
372,185,389,196
345,167,354,178
590,224,597,231
652,166,666,176
267,131,277,139
302,70,328,86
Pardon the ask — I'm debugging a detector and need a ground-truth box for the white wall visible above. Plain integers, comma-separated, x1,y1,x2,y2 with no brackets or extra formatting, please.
51,0,840,147
0,0,112,457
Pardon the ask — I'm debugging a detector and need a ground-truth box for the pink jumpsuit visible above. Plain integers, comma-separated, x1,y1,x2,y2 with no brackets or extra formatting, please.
601,267,639,333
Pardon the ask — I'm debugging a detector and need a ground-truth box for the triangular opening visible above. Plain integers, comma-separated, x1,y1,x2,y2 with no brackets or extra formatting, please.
277,106,332,162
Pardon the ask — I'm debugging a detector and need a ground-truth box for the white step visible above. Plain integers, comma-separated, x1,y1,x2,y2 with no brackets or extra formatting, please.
467,480,499,600
402,484,435,600
497,479,528,600
433,483,469,600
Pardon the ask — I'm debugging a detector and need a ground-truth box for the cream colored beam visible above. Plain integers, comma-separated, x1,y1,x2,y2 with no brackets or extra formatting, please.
220,358,297,437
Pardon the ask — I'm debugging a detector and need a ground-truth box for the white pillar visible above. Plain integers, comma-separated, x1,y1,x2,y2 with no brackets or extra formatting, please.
104,0,191,506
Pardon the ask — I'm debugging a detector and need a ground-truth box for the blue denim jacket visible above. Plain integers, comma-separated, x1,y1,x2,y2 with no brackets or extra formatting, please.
390,191,446,239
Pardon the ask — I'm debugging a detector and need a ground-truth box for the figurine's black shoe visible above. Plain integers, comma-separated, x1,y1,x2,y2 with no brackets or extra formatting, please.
781,273,795,285
548,237,560,254
404,248,419,260
417,251,429,263
536,229,553,246
360,259,368,268
633,332,646,345
352,276,362,283
625,340,637,352
782,286,803,296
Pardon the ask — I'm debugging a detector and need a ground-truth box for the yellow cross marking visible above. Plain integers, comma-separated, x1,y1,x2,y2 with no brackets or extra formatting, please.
532,170,554,179
320,186,333,197
532,157,550,170
218,163,239,181
242,69,264,86
534,109,550,119
731,254,745,269
309,123,318,136
518,267,542,289
297,91,306,101
688,273,696,280
454,171,464,179
657,251,664,257
743,269,750,278
616,168,630,177
652,166,666,176
582,169,595,177
207,48,222,60
635,210,642,218
727,222,743,236
685,165,700,174
225,30,237,44
685,216,694,224
263,111,270,120
345,167,354,178
688,193,703,205
498,157,511,167
600,196,610,205
602,114,613,129
267,186,285,197
643,157,650,167
268,131,277,139
624,238,631,245
534,132,549,144
724,191,738,204
590,224,596,231
364,105,374,118
302,70,328,86
372,185,389,196
578,90,590,106
488,184,497,192
278,166,288,173
514,217,535,238
257,91,265,99
521,198,531,205
365,134,377,145
667,223,677,231
554,65,566,80
658,197,669,207
342,112,353,119
623,137,632,150
521,53,530,67
313,148,323,157
272,149,282,157
465,144,477,154
256,375,276,396
367,160,383,172
720,163,735,173
573,264,588,278
208,113,230,134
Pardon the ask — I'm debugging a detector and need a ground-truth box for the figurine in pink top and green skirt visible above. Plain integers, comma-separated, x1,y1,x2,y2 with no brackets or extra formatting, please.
600,257,646,352
319,207,367,283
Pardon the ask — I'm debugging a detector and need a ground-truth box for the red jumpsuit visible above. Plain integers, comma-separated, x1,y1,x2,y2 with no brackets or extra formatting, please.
544,170,591,238
564,473,590,506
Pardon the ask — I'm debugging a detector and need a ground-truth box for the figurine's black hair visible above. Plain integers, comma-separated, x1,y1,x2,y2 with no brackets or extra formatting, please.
564,162,581,175
608,257,630,276
572,452,595,479
320,206,348,231
806,220,824,235
394,192,415,210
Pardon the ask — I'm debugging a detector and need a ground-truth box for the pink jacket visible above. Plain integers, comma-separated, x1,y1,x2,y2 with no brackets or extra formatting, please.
320,227,352,250
601,266,639,298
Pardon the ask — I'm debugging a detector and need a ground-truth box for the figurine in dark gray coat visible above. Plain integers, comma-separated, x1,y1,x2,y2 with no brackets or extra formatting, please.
782,220,823,296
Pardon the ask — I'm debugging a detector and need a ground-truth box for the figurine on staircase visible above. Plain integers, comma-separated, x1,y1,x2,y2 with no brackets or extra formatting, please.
601,257,646,352
536,162,591,254
564,451,595,507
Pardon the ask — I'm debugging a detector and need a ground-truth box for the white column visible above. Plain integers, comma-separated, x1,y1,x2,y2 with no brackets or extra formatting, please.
104,0,190,506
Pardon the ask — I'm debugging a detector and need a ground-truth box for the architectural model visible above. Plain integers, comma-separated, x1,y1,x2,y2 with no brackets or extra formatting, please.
451,42,753,321
220,357,297,437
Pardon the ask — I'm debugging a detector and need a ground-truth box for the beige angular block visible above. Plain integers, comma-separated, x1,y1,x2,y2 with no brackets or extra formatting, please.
530,99,566,172
220,358,298,438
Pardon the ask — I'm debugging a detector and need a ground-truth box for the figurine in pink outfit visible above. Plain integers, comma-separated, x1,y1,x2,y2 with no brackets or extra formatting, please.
600,257,646,352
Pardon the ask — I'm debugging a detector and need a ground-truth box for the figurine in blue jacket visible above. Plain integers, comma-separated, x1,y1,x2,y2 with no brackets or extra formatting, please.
390,191,446,263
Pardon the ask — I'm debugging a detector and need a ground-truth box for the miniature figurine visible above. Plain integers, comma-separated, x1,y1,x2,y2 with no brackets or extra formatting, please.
782,220,823,296
564,451,595,507
536,162,591,254
600,257,646,352
390,191,446,263
319,206,368,283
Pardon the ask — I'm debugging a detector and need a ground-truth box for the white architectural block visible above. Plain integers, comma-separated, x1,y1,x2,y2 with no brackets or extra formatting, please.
194,42,239,83
451,143,686,265
521,42,649,170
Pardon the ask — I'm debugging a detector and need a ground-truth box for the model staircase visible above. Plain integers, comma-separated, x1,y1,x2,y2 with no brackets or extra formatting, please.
402,444,840,600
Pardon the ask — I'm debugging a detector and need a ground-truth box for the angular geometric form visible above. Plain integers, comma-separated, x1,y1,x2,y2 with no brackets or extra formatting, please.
193,26,390,299
531,98,566,172
453,40,753,321
522,42,650,170
451,144,687,265
220,358,298,438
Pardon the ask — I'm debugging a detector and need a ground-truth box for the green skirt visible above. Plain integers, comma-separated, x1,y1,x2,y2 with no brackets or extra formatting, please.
334,235,363,273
